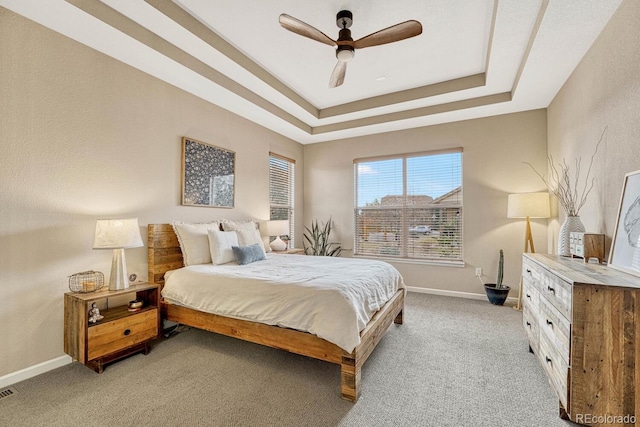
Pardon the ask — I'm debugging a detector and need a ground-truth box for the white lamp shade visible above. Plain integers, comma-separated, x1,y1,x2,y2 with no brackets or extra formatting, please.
507,193,551,219
261,220,289,237
93,218,143,249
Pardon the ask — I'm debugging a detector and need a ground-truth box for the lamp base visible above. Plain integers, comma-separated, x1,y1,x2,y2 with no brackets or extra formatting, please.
269,236,287,252
109,248,129,291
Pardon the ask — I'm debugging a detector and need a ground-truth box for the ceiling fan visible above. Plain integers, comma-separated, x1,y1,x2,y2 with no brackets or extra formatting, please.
279,10,423,88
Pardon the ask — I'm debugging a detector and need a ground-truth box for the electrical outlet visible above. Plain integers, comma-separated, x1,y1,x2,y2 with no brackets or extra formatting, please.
475,268,482,277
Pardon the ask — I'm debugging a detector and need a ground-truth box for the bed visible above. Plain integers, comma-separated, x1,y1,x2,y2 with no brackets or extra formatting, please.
147,223,404,402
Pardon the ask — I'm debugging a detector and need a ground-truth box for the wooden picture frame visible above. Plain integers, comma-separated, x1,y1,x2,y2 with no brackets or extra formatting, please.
181,137,235,208
609,169,640,277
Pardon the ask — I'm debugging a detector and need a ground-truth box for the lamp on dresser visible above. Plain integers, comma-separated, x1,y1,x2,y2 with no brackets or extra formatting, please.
93,218,143,290
261,220,289,251
507,192,550,310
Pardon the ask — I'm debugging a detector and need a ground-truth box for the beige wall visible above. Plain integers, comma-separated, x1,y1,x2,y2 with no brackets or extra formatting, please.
303,110,549,293
0,9,302,377
547,0,640,254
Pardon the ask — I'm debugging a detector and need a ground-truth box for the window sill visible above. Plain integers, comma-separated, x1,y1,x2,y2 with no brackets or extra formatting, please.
352,255,465,268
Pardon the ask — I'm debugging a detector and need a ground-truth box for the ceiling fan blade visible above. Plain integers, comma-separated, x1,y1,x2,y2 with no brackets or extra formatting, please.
353,20,422,49
329,60,347,88
279,14,336,47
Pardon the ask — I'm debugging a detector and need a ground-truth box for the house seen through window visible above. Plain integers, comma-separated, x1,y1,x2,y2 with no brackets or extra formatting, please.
354,149,463,262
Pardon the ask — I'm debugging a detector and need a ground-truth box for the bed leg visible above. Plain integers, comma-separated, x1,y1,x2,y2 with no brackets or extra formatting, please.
394,309,403,325
340,355,361,402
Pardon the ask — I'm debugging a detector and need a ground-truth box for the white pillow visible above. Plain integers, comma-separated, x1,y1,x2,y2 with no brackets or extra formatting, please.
236,229,267,257
208,230,239,265
172,221,220,266
221,219,270,252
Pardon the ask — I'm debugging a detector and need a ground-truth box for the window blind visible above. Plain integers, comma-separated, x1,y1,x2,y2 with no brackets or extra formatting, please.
354,149,463,261
269,153,295,243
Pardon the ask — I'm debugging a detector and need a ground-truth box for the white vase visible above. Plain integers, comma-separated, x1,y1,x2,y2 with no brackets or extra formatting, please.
558,215,585,257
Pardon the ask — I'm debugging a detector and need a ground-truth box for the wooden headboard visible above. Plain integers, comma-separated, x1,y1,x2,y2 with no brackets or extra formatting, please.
148,224,184,285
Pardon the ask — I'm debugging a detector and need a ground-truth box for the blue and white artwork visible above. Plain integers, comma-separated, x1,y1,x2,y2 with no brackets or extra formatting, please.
182,137,235,208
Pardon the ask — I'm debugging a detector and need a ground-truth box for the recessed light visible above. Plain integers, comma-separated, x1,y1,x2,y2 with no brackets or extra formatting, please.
376,76,387,81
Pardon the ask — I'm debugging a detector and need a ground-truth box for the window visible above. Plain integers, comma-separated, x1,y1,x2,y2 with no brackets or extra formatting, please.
269,153,295,242
354,149,463,262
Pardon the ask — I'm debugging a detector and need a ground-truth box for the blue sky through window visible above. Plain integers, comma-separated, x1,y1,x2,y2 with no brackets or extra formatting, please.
357,152,462,206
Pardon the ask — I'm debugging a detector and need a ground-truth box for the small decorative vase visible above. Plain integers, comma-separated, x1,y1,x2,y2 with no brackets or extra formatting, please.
558,215,585,256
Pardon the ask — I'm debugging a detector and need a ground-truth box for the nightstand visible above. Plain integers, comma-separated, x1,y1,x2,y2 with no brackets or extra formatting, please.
272,248,304,254
64,283,160,373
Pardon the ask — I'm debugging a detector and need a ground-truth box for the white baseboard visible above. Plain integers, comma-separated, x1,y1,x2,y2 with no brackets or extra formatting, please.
0,288,514,388
406,286,519,303
0,355,72,389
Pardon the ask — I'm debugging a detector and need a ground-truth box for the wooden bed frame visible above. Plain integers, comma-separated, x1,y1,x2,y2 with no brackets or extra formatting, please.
147,224,404,402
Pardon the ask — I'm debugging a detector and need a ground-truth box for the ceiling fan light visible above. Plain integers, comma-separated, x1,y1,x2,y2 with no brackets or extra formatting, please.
336,47,354,62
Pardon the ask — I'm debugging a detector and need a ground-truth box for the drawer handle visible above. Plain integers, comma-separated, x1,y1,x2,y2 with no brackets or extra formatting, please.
526,268,532,274
526,321,531,327
546,319,553,326
526,293,531,299
547,285,555,293
545,356,552,365
124,329,131,336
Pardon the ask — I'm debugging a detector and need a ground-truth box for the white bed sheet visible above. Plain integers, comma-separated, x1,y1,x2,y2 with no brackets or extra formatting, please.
161,254,404,352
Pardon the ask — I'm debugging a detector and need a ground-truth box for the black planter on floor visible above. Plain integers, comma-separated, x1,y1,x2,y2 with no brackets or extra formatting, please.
484,284,511,305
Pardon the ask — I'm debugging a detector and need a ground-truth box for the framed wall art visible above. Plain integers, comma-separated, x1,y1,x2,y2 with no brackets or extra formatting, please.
609,169,640,276
181,137,235,208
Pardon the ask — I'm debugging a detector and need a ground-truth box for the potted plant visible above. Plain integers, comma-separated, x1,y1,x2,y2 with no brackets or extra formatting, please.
484,250,510,305
303,217,342,256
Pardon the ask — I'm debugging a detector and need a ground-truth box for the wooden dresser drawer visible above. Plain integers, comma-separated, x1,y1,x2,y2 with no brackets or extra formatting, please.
538,298,570,365
88,309,158,360
522,301,540,355
523,259,572,319
522,279,540,312
539,332,569,410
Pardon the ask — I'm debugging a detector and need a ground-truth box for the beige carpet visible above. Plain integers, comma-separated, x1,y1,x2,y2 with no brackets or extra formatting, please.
0,293,573,426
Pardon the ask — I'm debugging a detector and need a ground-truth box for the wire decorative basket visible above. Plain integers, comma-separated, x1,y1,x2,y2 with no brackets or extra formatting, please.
69,270,104,293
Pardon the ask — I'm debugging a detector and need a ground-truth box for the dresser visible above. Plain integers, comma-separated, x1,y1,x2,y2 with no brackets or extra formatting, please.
522,253,640,426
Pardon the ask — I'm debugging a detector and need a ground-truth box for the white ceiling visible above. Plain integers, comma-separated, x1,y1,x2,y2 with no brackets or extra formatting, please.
1,0,623,144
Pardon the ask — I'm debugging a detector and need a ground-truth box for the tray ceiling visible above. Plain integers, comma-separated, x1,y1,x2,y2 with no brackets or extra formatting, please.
1,0,623,144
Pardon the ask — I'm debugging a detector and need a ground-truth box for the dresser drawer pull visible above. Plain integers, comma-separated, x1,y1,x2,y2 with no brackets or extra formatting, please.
545,356,552,365
123,329,131,336
547,285,555,293
545,319,553,326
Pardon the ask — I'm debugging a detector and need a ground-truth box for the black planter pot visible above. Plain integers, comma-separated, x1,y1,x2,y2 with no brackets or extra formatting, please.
484,284,511,305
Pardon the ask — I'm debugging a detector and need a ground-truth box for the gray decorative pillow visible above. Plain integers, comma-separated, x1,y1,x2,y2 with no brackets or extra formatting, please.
232,244,267,265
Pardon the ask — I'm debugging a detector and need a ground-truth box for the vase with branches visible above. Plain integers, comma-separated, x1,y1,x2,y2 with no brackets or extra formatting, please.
525,127,607,255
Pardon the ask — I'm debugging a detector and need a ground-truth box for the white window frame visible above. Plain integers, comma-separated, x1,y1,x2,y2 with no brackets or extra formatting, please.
353,148,463,263
269,153,295,243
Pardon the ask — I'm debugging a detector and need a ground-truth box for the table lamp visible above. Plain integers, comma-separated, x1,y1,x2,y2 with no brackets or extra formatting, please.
93,218,144,290
507,192,550,310
261,220,289,251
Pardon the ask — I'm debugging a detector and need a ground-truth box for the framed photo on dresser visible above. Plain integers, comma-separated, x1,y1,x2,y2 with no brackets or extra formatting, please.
609,169,640,276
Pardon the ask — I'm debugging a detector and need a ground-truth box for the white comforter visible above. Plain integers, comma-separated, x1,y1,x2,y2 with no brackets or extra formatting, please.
161,254,404,352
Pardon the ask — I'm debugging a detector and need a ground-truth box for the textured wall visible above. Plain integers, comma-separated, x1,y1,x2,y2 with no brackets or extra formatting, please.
0,8,302,377
547,0,640,254
303,110,549,294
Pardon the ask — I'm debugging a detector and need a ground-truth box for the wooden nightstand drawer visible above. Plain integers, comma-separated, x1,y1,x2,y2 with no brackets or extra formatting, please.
87,308,158,360
64,283,160,373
